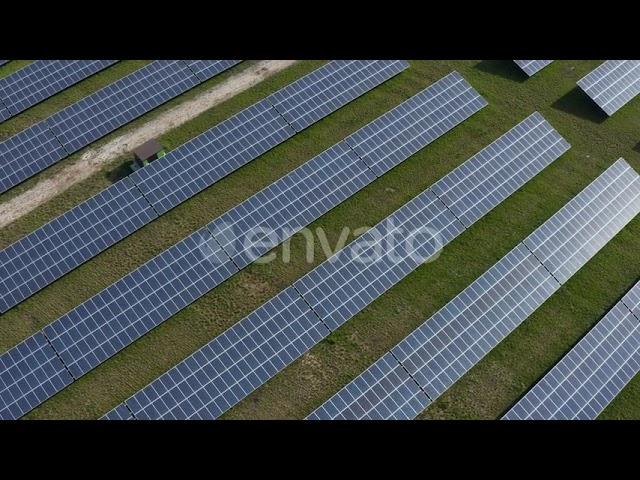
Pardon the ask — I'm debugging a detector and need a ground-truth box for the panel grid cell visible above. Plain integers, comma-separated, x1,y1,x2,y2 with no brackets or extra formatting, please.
577,60,640,115
345,71,487,176
0,332,73,420
503,298,640,420
0,177,158,313
120,287,329,420
0,121,67,194
209,141,375,268
0,60,117,117
306,352,430,420
266,60,409,132
42,227,238,379
523,158,640,283
430,112,570,227
513,60,553,77
130,99,295,215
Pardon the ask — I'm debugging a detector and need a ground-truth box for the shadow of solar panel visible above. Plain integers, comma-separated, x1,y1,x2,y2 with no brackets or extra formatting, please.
345,71,487,176
392,244,560,400
185,60,241,82
0,121,67,194
622,281,640,319
42,227,238,379
0,332,73,420
0,60,117,117
523,158,640,284
102,403,135,420
267,60,409,132
209,141,375,269
294,190,465,331
513,60,553,77
119,287,329,420
130,99,295,215
577,60,640,116
0,177,157,313
503,300,640,420
430,112,570,227
307,352,430,420
47,61,200,155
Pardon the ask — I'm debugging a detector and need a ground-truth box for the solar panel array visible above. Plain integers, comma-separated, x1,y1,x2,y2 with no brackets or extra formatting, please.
345,71,487,176
0,62,413,419
0,122,67,193
0,333,73,420
0,61,408,314
577,60,640,116
504,281,640,420
0,60,117,119
130,99,295,215
523,158,640,284
308,159,640,419
266,60,409,132
43,228,238,379
514,60,553,77
0,178,158,313
107,112,574,420
0,60,240,194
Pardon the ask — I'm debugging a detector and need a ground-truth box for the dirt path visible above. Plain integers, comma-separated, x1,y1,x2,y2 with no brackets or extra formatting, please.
0,60,298,229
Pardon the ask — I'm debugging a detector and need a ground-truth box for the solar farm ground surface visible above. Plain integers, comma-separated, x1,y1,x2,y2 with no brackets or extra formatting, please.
1,60,639,420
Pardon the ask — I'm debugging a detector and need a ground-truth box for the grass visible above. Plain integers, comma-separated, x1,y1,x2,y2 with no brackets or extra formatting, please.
1,60,639,420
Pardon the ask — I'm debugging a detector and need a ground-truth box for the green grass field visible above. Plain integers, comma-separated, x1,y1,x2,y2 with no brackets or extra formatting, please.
1,60,639,420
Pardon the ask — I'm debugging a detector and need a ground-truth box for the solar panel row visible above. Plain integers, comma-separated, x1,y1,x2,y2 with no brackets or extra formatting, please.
514,60,553,77
504,281,640,420
577,60,640,116
0,60,117,119
0,61,413,418
0,178,158,313
107,111,570,420
0,60,240,194
0,61,408,314
308,159,640,419
0,60,9,67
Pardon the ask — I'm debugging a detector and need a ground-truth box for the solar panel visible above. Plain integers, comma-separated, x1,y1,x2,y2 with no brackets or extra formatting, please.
393,244,560,400
0,60,8,67
577,60,640,116
0,332,73,420
306,352,430,420
503,297,640,420
0,121,67,194
345,71,488,176
513,60,553,77
0,177,158,313
0,60,117,118
130,99,295,215
184,60,241,82
310,160,640,420
266,60,409,132
430,112,570,227
622,281,640,318
294,190,464,331
118,287,329,419
0,105,10,122
102,403,135,420
42,227,238,379
209,142,375,269
523,158,640,284
103,113,570,420
46,61,201,155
